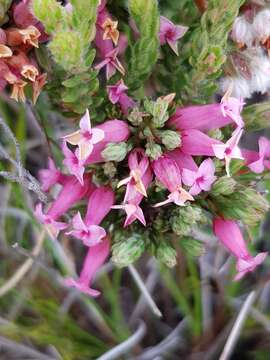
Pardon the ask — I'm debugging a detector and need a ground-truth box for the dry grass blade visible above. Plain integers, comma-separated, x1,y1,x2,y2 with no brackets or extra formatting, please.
0,229,46,297
97,321,146,360
220,290,257,360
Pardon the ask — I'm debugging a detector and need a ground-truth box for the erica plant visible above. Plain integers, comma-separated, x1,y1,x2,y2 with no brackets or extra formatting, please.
1,0,270,300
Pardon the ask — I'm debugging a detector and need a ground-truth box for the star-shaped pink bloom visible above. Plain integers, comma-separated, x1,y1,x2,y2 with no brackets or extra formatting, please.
152,156,194,207
35,203,68,239
159,16,188,55
182,158,217,196
67,212,106,247
94,47,125,79
118,149,150,198
111,203,146,227
220,93,245,128
62,141,85,185
63,110,105,161
39,158,62,192
212,128,244,176
107,79,135,115
247,136,270,173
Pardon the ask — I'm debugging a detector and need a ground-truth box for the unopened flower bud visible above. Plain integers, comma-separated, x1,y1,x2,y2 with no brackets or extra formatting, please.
211,176,237,196
145,142,162,160
156,242,177,268
160,130,181,150
180,237,204,257
112,234,145,267
101,142,128,162
243,102,270,132
102,162,117,178
170,205,203,236
128,107,145,126
213,186,269,226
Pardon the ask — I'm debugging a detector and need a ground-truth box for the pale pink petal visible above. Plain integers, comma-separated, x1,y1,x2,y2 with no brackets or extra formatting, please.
78,141,93,161
199,175,217,191
189,182,202,196
167,39,178,55
79,109,91,132
259,136,270,157
63,130,82,145
212,144,227,159
198,158,215,177
91,128,105,144
72,212,88,232
182,168,197,186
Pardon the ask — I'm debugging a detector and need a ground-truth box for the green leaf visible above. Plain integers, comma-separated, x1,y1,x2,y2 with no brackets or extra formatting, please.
126,0,160,92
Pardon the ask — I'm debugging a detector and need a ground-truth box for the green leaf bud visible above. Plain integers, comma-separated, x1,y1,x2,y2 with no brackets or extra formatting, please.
156,242,177,268
180,237,205,257
145,142,162,160
112,234,145,267
211,176,237,196
160,130,181,151
101,142,129,162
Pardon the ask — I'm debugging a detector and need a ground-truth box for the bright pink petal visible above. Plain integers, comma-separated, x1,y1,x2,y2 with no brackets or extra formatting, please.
152,156,181,192
64,238,110,297
168,103,232,132
181,129,220,156
85,187,115,226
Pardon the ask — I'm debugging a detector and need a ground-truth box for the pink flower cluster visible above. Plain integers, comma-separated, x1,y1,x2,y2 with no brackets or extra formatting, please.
34,85,270,296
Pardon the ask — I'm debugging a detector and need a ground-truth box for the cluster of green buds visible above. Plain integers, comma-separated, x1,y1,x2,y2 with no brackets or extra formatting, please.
126,93,181,160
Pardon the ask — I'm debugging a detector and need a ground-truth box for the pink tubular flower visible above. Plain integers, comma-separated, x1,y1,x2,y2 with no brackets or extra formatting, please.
152,156,194,207
35,175,94,238
63,110,105,161
62,142,85,185
118,149,150,198
182,158,217,196
181,129,221,156
94,47,125,80
112,156,153,227
107,79,135,115
169,103,233,132
243,136,270,173
39,158,69,192
168,94,244,132
35,203,68,239
67,186,114,247
159,16,188,55
212,128,244,176
65,237,110,297
213,218,267,280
